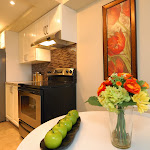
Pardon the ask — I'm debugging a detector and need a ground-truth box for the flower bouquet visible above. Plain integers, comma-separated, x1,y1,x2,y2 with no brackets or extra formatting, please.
86,73,150,149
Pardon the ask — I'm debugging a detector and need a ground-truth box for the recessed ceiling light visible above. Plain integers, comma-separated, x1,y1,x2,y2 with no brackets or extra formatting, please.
10,1,15,5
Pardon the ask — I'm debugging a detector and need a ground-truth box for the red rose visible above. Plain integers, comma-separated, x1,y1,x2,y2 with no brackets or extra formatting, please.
107,4,121,25
122,0,130,17
108,30,125,56
97,82,106,96
108,58,124,76
124,79,141,94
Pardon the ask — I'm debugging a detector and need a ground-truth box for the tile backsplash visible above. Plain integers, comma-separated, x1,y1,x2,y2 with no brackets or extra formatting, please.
32,44,76,81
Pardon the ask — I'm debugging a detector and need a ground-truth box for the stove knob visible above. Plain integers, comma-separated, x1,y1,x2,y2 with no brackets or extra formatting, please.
66,70,69,73
70,70,72,74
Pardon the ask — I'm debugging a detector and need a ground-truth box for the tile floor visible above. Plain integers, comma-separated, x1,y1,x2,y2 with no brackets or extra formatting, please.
0,121,22,150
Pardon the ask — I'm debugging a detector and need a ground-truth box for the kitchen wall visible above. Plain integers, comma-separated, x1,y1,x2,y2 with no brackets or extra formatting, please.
32,44,76,80
77,0,150,112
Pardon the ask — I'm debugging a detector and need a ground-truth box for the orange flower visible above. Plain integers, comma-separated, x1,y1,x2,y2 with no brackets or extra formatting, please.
142,82,149,89
124,79,141,94
104,79,112,86
108,58,124,76
97,82,106,96
116,81,122,86
118,73,132,80
122,0,130,17
108,61,115,76
115,58,125,73
108,30,125,56
131,77,137,81
107,4,121,25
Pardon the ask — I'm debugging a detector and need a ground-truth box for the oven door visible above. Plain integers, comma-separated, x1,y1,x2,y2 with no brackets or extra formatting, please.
18,88,41,128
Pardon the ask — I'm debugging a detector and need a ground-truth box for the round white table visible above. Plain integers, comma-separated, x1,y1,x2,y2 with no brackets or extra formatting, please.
17,111,150,150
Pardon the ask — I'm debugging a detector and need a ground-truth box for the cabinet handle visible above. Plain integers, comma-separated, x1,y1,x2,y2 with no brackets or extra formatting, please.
43,26,46,35
46,25,49,35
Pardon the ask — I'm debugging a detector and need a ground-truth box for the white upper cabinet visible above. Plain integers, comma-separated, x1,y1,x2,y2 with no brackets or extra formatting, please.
19,31,24,63
0,31,5,49
36,13,49,40
35,5,77,42
48,5,61,36
61,5,77,43
19,22,51,64
19,4,76,64
35,6,61,40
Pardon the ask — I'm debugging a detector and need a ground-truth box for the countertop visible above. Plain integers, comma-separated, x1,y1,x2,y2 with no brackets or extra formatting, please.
5,81,34,86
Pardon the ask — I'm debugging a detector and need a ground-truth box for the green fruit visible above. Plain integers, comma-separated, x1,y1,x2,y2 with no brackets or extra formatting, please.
52,123,67,139
44,130,62,149
68,110,79,119
59,118,72,132
65,114,77,125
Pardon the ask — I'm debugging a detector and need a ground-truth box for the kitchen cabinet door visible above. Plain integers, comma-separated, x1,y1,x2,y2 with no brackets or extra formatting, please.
6,84,14,121
36,13,49,40
13,85,19,126
19,31,24,63
6,84,19,127
22,28,29,63
0,31,5,48
25,23,36,62
48,6,61,35
19,29,31,63
35,6,61,39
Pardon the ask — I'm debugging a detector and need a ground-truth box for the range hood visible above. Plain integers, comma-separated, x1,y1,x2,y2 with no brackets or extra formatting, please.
31,31,75,50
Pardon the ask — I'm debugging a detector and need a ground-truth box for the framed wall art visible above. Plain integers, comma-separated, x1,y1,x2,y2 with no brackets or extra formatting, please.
103,0,137,80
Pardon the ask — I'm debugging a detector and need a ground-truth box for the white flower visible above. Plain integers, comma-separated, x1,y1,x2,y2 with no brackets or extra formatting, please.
123,74,126,77
108,77,111,81
111,73,118,77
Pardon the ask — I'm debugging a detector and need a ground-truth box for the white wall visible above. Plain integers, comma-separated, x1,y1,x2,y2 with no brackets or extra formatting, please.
5,31,32,82
136,0,150,91
77,0,150,112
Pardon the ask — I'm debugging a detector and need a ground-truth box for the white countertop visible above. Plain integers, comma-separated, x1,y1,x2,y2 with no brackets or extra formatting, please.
6,81,34,85
17,111,150,150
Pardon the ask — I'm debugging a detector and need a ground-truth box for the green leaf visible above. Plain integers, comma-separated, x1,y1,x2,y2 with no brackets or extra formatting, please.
85,96,102,106
141,87,147,90
136,80,145,86
118,100,136,107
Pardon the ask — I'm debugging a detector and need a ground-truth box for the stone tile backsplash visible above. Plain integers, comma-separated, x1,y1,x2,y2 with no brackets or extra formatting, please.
32,44,76,81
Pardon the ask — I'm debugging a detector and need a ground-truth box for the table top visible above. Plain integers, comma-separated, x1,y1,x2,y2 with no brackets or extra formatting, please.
17,111,150,150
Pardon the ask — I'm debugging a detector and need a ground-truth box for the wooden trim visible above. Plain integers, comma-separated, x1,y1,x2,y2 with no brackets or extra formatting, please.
130,0,137,78
103,0,137,80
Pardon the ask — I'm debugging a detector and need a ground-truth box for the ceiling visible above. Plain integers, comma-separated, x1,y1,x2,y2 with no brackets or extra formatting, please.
0,0,99,33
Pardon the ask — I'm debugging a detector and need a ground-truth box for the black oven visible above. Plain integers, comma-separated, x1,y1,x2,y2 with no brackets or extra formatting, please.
18,68,76,138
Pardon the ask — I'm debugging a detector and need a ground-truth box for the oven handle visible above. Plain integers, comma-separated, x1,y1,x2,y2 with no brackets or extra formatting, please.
18,88,41,95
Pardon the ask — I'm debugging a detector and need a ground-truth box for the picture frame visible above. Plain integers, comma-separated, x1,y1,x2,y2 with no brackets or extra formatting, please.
103,0,137,80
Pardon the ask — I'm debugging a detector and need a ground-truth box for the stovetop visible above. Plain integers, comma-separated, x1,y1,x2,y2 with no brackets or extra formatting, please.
19,81,75,89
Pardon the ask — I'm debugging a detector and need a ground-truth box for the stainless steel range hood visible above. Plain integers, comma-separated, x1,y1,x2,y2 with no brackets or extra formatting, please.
31,31,75,50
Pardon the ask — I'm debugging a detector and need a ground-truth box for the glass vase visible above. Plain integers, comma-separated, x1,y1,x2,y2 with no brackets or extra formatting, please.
109,106,133,149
